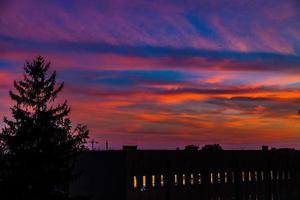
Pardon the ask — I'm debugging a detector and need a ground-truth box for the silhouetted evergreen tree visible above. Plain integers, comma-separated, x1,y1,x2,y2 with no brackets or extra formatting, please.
0,56,89,200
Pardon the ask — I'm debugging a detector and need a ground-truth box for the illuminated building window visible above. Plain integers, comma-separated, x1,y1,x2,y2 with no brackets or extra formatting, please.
210,173,214,184
232,172,235,183
198,173,202,184
270,170,273,180
174,174,178,186
276,171,280,180
248,171,252,182
282,171,285,180
217,172,221,183
160,175,164,187
242,172,245,182
142,176,146,187
133,176,138,188
224,172,228,183
255,171,258,182
190,174,194,185
261,171,264,181
182,174,186,186
152,175,155,187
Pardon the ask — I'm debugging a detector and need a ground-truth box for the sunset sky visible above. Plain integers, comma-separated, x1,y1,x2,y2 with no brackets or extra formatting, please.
1,0,300,149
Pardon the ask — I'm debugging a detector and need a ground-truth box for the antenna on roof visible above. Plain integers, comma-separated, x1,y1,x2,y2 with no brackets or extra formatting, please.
89,139,98,151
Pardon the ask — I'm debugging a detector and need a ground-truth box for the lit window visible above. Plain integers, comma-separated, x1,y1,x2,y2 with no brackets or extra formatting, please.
160,175,164,186
255,171,258,182
133,176,138,188
190,174,194,185
282,171,285,180
182,174,186,186
152,175,155,187
261,171,264,181
232,172,235,183
198,173,202,184
248,171,252,182
270,170,273,180
217,172,221,183
224,172,228,183
174,174,178,186
210,173,214,184
242,172,245,182
276,171,280,180
142,176,146,187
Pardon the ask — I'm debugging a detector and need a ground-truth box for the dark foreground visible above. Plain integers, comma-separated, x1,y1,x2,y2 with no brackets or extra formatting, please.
70,148,300,200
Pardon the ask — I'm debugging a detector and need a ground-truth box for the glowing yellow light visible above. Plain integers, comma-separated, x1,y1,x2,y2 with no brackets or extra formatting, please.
190,174,194,185
142,176,146,187
198,173,202,184
217,172,221,183
210,173,214,184
152,175,155,187
133,176,137,188
174,174,178,186
160,175,164,186
248,171,252,182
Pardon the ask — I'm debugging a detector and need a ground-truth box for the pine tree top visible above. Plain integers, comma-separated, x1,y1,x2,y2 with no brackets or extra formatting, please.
10,56,64,113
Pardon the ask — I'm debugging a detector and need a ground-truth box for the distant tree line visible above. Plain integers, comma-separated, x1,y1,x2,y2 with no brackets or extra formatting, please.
201,144,223,151
184,144,223,151
0,57,89,200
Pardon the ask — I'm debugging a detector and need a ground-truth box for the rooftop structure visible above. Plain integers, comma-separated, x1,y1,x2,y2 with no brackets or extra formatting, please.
70,148,300,200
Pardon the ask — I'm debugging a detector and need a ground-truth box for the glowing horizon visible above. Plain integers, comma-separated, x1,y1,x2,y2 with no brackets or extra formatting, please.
1,0,300,149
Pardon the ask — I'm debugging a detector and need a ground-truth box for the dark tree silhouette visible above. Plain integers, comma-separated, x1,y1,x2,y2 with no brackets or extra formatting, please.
201,144,223,151
0,56,89,200
184,145,199,150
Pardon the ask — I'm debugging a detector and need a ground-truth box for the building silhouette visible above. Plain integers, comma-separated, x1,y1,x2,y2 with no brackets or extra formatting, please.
70,147,300,200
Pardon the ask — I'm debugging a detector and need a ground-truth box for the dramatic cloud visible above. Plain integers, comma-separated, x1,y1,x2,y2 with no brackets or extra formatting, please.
1,0,300,149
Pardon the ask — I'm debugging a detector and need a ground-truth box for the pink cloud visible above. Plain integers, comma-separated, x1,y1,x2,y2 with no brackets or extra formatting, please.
2,0,299,53
1,0,300,149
